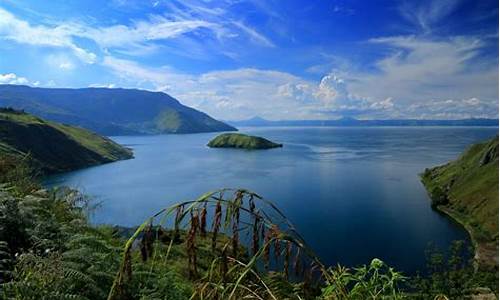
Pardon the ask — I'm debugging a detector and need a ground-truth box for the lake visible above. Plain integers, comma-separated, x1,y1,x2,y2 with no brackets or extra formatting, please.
45,126,498,274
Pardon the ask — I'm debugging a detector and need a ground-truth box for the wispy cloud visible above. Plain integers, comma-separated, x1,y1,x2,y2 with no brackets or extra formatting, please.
398,0,463,33
0,8,96,63
333,34,498,119
232,21,275,47
0,4,275,63
79,18,222,49
102,56,191,85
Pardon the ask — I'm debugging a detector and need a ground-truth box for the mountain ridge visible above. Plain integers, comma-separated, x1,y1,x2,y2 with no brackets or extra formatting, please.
0,85,236,135
228,116,499,127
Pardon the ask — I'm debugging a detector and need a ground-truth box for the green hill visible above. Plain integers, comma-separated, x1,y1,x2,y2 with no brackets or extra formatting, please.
207,133,283,149
0,108,133,173
421,136,498,269
0,85,236,135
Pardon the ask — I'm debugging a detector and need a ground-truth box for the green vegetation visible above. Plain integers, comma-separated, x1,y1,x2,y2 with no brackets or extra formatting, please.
421,136,498,270
410,241,498,299
0,108,133,174
0,144,497,299
0,85,236,135
207,133,283,149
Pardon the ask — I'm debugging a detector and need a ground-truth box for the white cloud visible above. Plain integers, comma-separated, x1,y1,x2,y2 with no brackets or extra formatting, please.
231,21,275,48
370,98,394,110
338,35,498,118
399,0,462,33
79,18,221,49
0,73,64,88
102,56,192,85
103,43,498,120
88,83,117,88
0,4,275,63
0,8,96,64
102,56,317,119
406,97,497,119
0,73,29,85
101,55,402,120
45,54,76,70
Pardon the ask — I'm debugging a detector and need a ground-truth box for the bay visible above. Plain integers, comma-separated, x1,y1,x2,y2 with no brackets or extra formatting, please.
45,126,498,274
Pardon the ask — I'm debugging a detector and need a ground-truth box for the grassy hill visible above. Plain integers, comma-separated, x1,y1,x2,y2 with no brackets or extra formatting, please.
421,136,498,269
0,108,133,173
0,85,236,135
207,133,283,149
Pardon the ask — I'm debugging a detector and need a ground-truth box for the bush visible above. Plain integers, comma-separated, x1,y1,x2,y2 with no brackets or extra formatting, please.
430,186,448,207
409,240,498,299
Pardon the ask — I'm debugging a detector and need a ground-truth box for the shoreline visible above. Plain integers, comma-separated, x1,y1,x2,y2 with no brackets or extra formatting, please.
435,205,498,270
420,171,497,270
420,168,499,271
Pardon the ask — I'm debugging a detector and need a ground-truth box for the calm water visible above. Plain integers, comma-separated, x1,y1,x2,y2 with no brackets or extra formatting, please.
45,127,498,274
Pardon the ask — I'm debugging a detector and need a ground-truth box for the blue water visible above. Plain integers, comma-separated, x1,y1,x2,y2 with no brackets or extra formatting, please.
45,126,498,274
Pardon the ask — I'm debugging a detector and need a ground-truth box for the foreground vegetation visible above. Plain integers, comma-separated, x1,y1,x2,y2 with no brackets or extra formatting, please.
421,136,498,270
0,151,497,299
208,133,283,150
0,108,133,173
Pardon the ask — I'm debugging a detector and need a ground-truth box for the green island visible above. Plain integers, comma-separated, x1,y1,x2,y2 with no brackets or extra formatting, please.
207,133,283,149
421,136,499,270
0,107,133,173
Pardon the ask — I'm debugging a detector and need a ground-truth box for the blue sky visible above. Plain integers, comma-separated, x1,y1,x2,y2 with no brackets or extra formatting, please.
0,0,498,120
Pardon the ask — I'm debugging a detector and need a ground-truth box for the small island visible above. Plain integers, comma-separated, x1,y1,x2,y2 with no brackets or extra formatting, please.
207,133,283,150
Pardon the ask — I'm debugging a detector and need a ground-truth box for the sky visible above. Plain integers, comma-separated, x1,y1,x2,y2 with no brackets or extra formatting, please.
0,0,498,121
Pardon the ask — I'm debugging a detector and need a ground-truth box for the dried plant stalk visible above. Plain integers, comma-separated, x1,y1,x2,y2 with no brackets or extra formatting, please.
284,241,291,279
187,211,199,278
263,227,271,271
252,216,260,255
109,189,328,300
212,201,222,251
200,203,207,238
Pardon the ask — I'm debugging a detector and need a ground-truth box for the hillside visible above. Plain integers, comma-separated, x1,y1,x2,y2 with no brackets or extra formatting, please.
0,85,236,135
421,136,499,269
207,133,283,149
0,108,133,173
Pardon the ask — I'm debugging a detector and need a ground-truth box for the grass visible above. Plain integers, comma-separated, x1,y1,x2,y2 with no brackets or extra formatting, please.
0,108,133,173
108,188,406,300
421,136,498,269
207,133,283,150
51,123,133,161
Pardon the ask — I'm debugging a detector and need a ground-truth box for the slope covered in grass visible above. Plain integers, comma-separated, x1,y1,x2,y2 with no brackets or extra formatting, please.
421,136,499,269
0,108,133,173
207,133,283,149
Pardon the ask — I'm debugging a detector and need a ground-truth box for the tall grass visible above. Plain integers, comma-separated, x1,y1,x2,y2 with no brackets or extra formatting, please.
108,189,406,300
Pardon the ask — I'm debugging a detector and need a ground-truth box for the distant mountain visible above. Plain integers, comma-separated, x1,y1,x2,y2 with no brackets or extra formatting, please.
229,116,499,127
0,108,133,173
0,85,236,135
